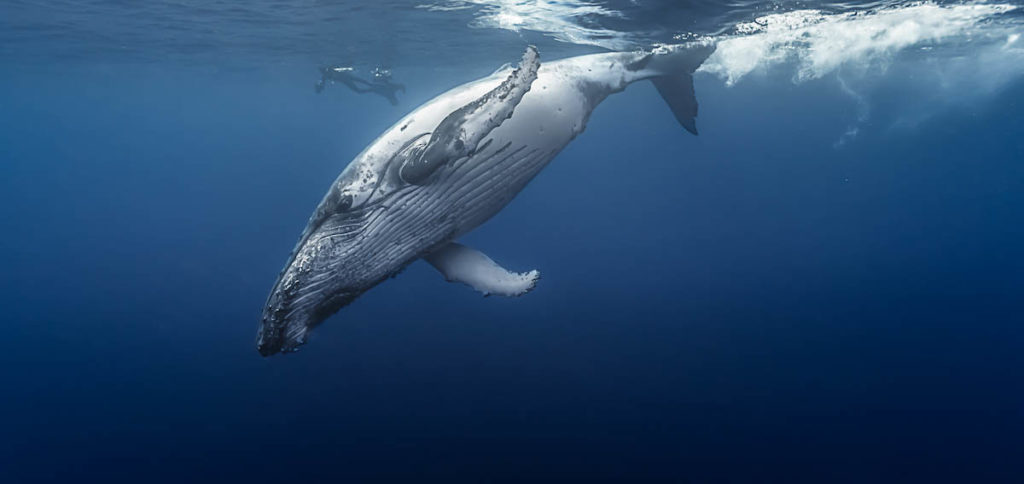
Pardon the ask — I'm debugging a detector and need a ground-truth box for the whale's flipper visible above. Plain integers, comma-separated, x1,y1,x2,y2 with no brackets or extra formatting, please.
424,242,540,297
400,46,541,184
652,73,698,135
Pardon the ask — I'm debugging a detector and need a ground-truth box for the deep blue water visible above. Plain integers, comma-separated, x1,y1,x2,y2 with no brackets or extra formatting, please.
2,1,1024,482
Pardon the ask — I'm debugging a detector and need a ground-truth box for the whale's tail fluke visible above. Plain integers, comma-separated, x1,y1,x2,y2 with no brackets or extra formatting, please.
652,74,699,135
638,41,716,135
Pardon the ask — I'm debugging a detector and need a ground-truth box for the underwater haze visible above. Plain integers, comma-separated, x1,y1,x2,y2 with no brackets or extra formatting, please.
2,0,1024,482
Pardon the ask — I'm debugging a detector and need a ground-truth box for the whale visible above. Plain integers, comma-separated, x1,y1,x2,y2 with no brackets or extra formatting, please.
258,41,716,356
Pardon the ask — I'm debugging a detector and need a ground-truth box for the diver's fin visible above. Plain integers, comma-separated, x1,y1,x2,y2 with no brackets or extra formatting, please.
424,242,540,297
651,73,699,135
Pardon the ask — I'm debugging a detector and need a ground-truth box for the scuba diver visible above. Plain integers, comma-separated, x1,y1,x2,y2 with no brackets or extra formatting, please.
314,65,406,105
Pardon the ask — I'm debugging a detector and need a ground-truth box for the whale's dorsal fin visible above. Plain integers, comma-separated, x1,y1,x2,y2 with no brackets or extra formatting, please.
424,242,540,297
399,46,541,185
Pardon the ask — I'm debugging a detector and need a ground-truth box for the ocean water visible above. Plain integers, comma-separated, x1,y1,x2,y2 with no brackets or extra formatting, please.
2,1,1024,482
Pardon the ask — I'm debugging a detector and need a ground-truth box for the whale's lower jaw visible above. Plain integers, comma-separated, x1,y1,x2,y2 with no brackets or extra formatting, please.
257,270,392,356
258,286,375,356
257,279,360,356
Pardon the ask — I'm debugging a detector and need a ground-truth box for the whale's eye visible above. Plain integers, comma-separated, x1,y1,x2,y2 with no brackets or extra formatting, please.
336,193,353,212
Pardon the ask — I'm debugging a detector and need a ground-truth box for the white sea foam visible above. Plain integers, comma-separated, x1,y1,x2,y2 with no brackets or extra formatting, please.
700,3,1020,85
421,1,1020,86
422,1,1023,141
695,2,1022,144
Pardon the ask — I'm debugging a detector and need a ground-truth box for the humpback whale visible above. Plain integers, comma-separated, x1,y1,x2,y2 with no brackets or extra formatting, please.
259,42,715,356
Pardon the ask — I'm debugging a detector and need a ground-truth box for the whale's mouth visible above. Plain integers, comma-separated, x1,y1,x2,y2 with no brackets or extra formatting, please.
258,232,368,357
257,285,360,356
256,312,294,357
257,210,372,356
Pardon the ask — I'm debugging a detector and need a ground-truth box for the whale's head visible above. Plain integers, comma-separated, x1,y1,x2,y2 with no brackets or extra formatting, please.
257,212,367,356
257,166,388,356
256,141,433,356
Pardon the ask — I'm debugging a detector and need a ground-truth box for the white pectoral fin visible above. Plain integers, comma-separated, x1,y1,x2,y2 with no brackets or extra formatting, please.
424,242,540,297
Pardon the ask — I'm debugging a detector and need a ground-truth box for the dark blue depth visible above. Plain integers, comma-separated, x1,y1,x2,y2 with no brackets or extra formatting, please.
2,10,1024,483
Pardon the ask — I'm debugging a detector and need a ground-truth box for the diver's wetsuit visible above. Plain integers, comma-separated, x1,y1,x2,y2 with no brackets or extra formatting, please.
315,66,406,105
